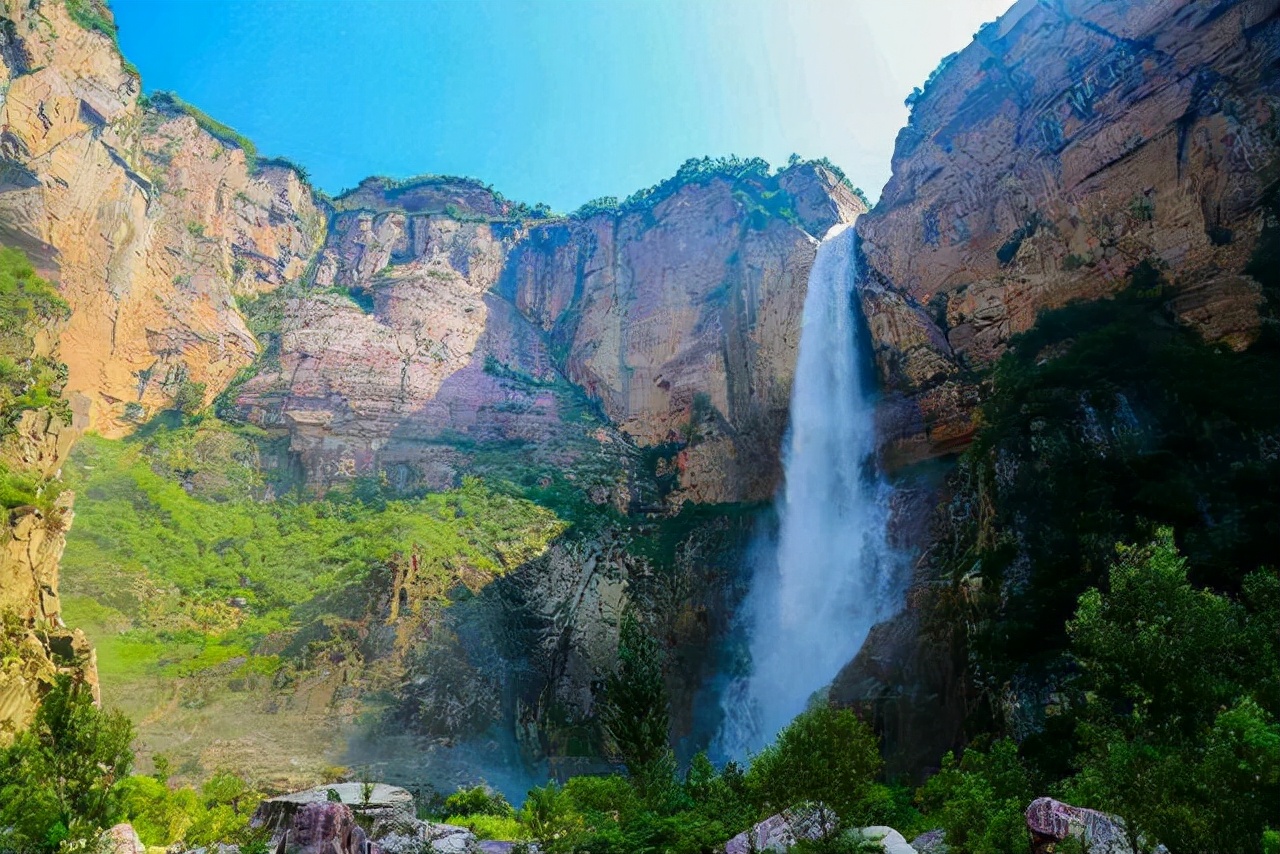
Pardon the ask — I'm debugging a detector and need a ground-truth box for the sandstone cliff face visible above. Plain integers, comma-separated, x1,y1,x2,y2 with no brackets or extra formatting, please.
857,0,1280,463
0,0,324,436
0,271,91,742
239,165,862,503
840,0,1280,777
0,411,94,744
506,166,863,503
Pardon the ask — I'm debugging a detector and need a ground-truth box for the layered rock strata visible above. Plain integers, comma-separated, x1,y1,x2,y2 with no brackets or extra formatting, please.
239,165,863,503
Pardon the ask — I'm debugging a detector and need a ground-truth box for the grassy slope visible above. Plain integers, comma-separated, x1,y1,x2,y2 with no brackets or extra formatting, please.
59,419,567,786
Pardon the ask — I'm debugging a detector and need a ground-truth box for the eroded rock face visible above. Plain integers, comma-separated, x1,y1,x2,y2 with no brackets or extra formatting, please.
240,164,862,503
0,0,324,435
0,284,93,742
857,0,1280,463
507,166,863,503
256,802,371,854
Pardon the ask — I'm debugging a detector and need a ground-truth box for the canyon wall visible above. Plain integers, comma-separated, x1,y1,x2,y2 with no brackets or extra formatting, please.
843,0,1280,776
237,165,862,504
858,0,1280,465
0,0,863,768
0,0,324,436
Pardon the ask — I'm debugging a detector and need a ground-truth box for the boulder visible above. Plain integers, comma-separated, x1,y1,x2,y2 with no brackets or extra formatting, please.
1025,797,1166,854
857,826,917,854
252,801,370,854
373,819,483,854
723,805,838,853
254,783,417,831
366,813,480,854
476,843,534,853
96,825,145,854
910,829,947,854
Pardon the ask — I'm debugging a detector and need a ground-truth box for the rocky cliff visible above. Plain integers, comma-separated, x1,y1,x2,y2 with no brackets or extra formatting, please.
0,248,93,743
0,0,324,436
0,0,867,781
237,163,862,504
842,0,1280,777
857,0,1280,465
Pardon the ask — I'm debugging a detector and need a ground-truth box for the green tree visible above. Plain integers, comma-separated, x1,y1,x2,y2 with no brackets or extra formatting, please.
915,738,1033,854
598,611,672,797
0,676,134,852
1065,530,1280,853
172,378,207,416
745,705,883,822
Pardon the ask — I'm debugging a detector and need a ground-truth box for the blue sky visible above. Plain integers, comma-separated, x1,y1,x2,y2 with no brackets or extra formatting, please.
112,0,1012,211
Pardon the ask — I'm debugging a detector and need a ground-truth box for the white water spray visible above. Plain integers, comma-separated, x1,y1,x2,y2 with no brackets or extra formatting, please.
716,222,902,758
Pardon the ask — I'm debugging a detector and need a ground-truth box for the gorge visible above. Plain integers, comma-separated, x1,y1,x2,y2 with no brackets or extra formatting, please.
1,0,1278,852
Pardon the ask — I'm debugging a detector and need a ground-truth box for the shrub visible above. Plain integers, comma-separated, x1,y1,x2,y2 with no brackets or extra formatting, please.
443,785,514,818
746,705,883,822
0,676,135,853
915,738,1033,854
172,379,207,415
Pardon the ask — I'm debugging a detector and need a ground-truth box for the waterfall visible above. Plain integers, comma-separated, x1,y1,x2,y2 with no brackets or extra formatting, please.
715,221,901,759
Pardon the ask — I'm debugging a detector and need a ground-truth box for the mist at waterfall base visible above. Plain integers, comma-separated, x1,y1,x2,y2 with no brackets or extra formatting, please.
714,223,904,761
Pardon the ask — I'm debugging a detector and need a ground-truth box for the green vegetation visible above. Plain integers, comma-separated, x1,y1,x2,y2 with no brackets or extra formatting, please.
599,613,673,796
1062,531,1279,854
568,155,867,225
0,677,134,853
0,247,71,510
0,248,71,444
146,92,260,170
504,706,893,854
0,678,269,853
914,532,1279,854
947,267,1280,696
912,248,1280,851
916,739,1033,854
60,418,566,693
443,786,527,841
746,705,883,821
330,173,553,222
61,0,138,77
119,772,263,849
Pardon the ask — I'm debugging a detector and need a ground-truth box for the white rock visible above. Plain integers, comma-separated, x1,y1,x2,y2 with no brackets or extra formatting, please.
858,825,917,854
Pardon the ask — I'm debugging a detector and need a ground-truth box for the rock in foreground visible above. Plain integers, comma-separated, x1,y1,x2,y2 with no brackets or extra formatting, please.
1026,796,1166,854
723,807,917,853
251,783,480,854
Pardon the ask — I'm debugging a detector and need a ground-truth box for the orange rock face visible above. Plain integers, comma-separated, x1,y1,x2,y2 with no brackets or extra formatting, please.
857,0,1280,462
0,1,324,435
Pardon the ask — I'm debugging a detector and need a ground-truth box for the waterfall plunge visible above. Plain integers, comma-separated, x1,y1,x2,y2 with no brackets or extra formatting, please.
716,222,902,759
